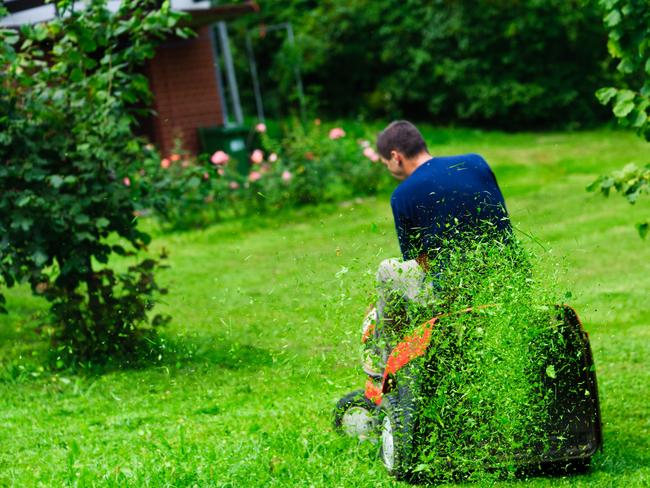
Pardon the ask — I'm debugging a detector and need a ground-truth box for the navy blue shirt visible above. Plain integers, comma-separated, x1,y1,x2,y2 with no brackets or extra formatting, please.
391,154,510,260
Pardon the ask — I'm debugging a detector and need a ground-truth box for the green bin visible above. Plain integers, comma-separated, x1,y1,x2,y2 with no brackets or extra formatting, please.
197,125,255,175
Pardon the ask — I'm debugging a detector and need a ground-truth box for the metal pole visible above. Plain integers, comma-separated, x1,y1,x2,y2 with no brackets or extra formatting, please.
286,22,306,121
209,23,230,126
245,33,265,122
217,21,244,126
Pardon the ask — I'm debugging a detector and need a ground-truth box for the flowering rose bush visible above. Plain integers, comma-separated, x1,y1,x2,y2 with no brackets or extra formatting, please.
138,144,248,230
246,120,389,210
143,120,389,228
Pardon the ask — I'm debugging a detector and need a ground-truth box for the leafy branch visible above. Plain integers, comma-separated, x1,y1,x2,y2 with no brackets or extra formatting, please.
588,163,650,238
592,0,649,238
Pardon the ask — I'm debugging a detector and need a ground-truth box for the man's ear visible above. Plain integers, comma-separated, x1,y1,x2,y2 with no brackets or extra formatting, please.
391,150,402,166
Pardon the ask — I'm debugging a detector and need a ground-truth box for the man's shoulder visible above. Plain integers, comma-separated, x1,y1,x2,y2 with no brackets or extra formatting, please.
405,154,490,182
441,153,488,166
391,153,492,203
391,168,426,198
390,183,406,207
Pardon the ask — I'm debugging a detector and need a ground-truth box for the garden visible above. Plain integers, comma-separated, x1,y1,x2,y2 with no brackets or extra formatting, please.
0,0,649,486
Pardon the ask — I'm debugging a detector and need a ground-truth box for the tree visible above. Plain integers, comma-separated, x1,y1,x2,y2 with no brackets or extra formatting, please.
0,0,191,366
591,0,649,238
232,0,610,128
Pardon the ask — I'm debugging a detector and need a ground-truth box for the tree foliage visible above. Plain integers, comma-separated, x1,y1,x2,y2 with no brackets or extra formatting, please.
233,0,610,128
0,0,190,365
590,0,649,238
595,0,650,140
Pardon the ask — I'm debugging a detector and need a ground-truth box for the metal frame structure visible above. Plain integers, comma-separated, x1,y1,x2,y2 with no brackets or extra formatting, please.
245,21,305,122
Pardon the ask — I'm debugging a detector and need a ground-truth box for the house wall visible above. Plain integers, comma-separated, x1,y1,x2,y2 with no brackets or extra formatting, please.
147,25,224,156
1,1,212,27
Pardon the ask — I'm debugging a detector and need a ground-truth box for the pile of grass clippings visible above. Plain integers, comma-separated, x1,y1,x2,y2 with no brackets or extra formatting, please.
399,230,590,482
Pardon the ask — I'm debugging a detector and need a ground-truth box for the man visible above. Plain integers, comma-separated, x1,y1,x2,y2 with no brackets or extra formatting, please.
361,120,511,376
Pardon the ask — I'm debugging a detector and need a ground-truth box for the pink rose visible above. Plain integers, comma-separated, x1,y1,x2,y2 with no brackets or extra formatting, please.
211,150,230,165
255,122,267,133
363,147,380,162
281,170,292,182
268,152,278,163
217,168,225,176
249,171,262,182
229,181,240,190
328,127,345,140
123,177,131,187
203,172,210,180
250,149,264,164
170,154,181,162
161,158,171,169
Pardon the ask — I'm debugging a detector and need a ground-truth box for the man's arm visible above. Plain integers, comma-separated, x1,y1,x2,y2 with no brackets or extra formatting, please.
391,193,417,261
416,252,430,272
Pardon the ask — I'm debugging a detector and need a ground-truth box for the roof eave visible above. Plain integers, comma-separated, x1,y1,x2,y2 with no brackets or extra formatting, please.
181,1,259,27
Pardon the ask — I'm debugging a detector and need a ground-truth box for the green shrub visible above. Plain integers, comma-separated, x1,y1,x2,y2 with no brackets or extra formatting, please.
138,145,246,230
0,0,189,366
232,0,611,128
595,0,650,141
591,0,649,238
144,120,389,229
254,120,389,208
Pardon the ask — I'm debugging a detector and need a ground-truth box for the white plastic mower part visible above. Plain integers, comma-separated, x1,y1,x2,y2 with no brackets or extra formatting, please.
341,406,375,440
381,415,395,471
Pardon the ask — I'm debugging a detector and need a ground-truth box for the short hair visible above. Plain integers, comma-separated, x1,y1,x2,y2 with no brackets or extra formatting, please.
376,120,428,160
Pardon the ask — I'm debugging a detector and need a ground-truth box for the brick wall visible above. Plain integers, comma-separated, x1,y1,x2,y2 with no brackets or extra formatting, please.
147,25,224,156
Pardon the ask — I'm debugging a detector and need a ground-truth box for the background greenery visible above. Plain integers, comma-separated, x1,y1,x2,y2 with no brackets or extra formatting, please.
231,0,618,128
0,126,647,486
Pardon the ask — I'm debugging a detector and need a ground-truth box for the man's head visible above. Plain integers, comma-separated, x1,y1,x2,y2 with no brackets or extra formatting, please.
376,120,430,180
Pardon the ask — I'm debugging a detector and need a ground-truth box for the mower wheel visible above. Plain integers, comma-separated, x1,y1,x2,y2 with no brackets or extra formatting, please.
333,389,379,440
380,387,416,480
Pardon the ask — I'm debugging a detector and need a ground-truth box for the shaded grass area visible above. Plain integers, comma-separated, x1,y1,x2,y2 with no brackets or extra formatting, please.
0,128,648,486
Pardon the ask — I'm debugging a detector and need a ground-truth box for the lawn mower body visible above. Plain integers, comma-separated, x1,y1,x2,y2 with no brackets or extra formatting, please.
336,304,603,480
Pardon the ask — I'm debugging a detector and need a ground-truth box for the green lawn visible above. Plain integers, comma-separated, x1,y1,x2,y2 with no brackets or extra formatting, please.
1,128,649,487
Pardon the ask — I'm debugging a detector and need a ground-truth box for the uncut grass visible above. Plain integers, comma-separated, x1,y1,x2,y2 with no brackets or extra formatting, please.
0,128,648,486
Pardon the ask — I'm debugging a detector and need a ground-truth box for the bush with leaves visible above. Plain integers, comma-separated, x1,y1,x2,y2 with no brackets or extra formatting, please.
246,121,389,210
145,121,389,227
232,0,610,128
138,145,248,230
0,0,191,366
591,0,649,238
